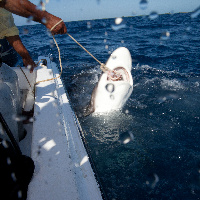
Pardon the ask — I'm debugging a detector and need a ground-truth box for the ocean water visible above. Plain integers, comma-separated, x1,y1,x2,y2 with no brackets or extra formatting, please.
18,12,200,199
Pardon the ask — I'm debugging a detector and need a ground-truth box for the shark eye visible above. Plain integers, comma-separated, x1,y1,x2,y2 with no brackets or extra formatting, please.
105,83,115,93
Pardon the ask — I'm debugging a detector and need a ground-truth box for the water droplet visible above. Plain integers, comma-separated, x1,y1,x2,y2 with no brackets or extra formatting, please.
37,1,46,11
111,23,126,31
50,40,55,48
27,16,33,23
96,0,100,4
149,11,158,20
7,157,11,165
18,190,22,198
75,163,79,167
11,172,17,182
12,114,26,122
78,113,83,118
23,28,29,35
191,6,200,18
115,17,123,25
87,21,92,29
105,83,115,93
119,131,134,144
27,65,32,70
35,111,40,116
111,55,117,59
158,96,167,103
125,109,129,114
47,30,52,37
50,55,54,61
29,117,35,123
80,156,89,166
2,140,8,148
139,0,148,10
146,173,159,189
49,71,53,75
160,31,170,40
42,17,47,24
57,121,61,126
110,95,115,100
186,26,191,31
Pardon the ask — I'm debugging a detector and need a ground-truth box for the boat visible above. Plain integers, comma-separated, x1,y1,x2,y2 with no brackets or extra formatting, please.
0,56,103,200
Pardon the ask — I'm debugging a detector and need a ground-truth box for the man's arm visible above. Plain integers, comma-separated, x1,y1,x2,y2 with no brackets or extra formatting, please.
0,0,67,35
6,35,36,73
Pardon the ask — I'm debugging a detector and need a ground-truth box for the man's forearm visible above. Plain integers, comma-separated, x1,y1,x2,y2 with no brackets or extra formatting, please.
0,0,67,35
6,35,37,72
0,0,52,27
6,35,31,59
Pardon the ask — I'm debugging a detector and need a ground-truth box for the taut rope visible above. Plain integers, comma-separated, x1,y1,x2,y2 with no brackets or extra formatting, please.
20,19,122,95
66,32,110,73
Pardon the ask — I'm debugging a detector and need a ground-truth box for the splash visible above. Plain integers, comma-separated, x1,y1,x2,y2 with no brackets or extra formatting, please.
161,78,184,91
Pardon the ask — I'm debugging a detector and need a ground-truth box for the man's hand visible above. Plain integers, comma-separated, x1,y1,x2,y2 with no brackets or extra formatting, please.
22,56,37,73
45,15,67,35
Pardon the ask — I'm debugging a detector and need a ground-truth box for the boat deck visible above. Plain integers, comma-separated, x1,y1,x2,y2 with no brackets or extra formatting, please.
17,57,102,200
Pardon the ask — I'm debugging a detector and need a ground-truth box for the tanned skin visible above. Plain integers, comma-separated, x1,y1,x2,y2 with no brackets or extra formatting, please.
0,0,67,72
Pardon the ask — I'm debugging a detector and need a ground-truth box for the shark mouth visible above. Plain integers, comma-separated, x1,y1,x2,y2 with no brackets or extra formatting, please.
107,67,130,82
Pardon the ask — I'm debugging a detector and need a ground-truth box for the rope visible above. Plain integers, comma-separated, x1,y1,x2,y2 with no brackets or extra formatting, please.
50,19,63,32
66,32,110,73
19,66,32,89
34,35,62,85
18,21,64,95
20,19,121,96
66,32,122,81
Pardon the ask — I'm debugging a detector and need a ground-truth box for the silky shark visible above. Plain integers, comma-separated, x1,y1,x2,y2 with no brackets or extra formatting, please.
84,47,133,116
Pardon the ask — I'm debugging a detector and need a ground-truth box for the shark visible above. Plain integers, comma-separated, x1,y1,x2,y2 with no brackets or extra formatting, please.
83,47,133,116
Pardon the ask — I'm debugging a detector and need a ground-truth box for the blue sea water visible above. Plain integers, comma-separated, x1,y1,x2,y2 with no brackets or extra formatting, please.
18,12,200,200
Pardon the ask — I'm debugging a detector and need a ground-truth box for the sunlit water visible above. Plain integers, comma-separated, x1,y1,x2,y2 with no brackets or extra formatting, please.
18,13,200,199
